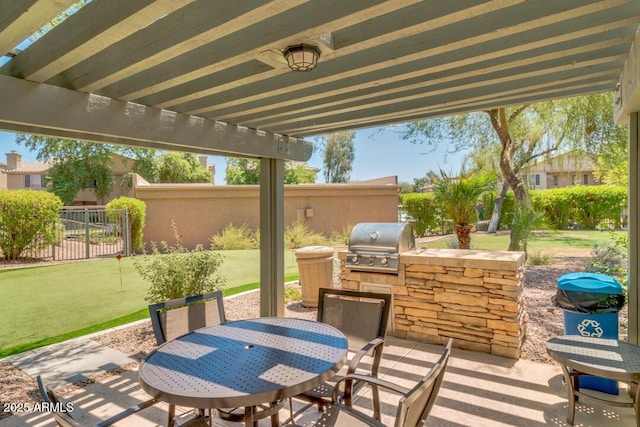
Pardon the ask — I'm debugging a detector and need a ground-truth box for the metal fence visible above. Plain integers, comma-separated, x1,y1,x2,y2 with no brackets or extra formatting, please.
4,208,130,261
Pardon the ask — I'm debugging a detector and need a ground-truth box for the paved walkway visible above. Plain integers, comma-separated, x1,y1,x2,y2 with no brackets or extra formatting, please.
2,320,148,391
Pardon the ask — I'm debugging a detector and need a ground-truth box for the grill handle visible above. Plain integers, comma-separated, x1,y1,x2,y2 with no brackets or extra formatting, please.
348,245,397,252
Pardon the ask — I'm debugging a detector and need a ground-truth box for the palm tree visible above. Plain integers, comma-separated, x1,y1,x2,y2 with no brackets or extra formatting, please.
430,168,497,249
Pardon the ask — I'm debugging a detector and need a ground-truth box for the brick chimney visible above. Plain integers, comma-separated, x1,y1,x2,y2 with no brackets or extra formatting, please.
198,155,207,169
6,151,21,170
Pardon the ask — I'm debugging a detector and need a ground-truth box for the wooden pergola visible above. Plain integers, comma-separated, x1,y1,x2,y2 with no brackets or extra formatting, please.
2,1,640,340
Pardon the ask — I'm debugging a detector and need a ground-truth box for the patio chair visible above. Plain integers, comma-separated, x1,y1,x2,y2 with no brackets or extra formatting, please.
148,290,227,345
36,375,165,427
285,338,453,427
290,288,392,421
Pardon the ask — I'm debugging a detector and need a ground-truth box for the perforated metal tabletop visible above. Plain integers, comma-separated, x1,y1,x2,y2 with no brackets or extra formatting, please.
547,336,640,382
139,317,348,412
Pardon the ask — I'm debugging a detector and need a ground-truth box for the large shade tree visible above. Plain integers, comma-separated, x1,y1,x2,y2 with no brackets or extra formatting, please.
225,158,317,184
402,92,625,250
322,131,355,183
17,136,213,205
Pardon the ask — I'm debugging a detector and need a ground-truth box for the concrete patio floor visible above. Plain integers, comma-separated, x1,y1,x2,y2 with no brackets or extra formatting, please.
1,335,636,426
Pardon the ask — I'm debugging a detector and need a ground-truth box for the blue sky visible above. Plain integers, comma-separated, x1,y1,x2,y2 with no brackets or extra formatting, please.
0,127,466,185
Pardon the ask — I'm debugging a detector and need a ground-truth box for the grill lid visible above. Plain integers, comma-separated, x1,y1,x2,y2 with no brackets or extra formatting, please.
348,223,415,254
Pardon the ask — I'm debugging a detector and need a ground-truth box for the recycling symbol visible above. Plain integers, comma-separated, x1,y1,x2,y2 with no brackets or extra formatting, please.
576,319,603,337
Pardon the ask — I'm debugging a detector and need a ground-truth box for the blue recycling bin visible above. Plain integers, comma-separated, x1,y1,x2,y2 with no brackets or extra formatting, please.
553,272,625,395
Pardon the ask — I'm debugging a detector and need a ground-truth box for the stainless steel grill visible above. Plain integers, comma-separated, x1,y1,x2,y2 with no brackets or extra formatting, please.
345,223,415,273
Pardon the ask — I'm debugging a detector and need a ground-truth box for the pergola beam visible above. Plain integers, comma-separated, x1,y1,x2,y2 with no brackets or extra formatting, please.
0,75,313,161
0,0,76,58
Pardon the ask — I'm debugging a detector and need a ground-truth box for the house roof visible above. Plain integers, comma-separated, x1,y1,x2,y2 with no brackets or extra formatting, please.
2,161,49,174
1,1,639,160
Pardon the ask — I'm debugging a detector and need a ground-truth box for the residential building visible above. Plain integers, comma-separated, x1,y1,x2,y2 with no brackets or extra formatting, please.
2,151,49,191
1,151,218,205
521,151,600,190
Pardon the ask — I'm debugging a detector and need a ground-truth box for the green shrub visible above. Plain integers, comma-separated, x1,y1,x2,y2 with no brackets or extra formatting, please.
476,186,626,231
135,223,226,303
327,224,353,246
586,230,628,291
401,193,443,237
284,285,302,303
285,221,328,249
0,190,63,260
527,251,552,265
106,197,146,252
211,223,259,250
531,186,626,230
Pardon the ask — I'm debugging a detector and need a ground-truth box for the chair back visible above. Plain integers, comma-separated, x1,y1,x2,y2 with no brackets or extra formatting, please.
317,288,391,352
148,290,226,345
394,338,452,427
37,376,83,427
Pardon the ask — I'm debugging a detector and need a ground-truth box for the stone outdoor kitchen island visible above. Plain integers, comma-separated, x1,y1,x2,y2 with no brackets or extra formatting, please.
339,248,526,359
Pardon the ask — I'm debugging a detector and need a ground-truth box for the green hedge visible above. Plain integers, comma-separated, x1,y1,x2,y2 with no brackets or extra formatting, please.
106,197,146,252
0,190,63,260
403,185,627,232
400,193,443,237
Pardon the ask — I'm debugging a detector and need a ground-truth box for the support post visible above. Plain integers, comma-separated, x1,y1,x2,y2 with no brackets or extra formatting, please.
629,112,639,345
259,158,285,317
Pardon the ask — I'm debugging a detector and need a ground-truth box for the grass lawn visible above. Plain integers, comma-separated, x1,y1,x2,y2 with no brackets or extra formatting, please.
0,250,300,357
424,229,623,252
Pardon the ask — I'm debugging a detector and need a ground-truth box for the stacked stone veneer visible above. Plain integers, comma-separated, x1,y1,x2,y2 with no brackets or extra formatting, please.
339,248,526,359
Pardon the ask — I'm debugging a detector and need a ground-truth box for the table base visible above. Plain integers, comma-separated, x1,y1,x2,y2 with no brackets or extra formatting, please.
216,400,285,427
559,365,640,426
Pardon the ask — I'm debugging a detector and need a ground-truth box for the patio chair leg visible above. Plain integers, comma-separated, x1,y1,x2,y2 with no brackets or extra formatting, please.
167,403,176,427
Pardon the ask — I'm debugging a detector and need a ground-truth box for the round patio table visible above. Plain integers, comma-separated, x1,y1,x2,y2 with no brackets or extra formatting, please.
546,335,640,426
139,317,348,426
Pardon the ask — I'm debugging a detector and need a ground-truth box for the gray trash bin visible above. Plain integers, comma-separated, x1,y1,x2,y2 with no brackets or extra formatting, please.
295,246,334,308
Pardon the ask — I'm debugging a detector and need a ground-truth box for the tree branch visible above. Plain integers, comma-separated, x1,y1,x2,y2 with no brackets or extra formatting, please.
508,104,530,122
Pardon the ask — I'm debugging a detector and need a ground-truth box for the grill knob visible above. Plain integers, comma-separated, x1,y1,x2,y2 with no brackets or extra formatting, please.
380,257,388,266
370,231,379,240
351,255,359,264
367,257,375,265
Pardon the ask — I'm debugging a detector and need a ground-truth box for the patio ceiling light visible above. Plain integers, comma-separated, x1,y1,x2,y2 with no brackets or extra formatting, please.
283,44,321,72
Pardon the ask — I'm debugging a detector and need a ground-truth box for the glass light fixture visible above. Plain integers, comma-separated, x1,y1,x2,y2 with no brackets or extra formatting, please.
283,44,321,72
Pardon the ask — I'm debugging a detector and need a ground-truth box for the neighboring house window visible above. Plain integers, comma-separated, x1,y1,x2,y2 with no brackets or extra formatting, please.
571,174,576,185
582,174,589,185
553,175,558,186
535,174,540,186
24,175,42,188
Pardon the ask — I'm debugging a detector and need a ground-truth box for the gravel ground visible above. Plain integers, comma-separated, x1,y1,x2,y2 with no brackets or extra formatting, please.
0,251,629,420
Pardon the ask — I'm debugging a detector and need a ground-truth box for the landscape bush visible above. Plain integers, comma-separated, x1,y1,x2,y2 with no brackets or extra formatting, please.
135,223,226,303
0,190,63,260
400,193,443,237
533,186,626,229
327,224,353,246
211,223,259,250
106,196,146,252
586,229,628,291
402,185,626,234
285,221,328,249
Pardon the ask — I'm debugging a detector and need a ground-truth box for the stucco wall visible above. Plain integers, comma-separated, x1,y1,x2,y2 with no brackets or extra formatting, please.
133,176,400,249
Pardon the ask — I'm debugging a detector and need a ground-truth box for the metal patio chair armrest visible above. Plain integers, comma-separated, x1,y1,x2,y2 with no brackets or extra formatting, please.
332,373,410,403
335,371,410,421
340,337,386,415
346,337,385,375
